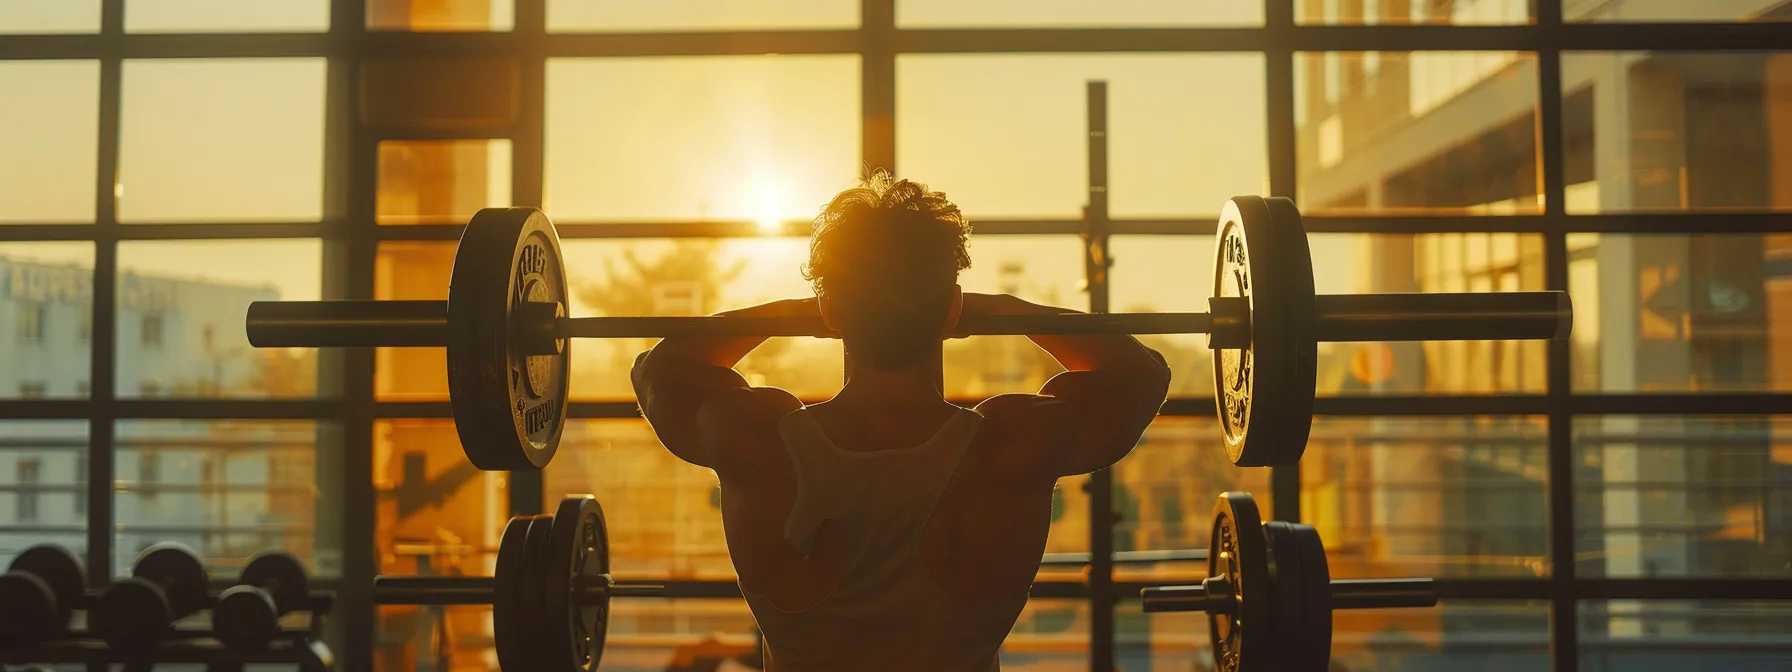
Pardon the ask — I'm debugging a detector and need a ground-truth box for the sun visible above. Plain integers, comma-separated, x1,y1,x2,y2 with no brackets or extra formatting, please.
749,178,790,235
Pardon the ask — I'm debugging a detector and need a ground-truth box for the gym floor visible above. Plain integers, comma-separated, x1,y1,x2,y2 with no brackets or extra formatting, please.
2,1,1791,671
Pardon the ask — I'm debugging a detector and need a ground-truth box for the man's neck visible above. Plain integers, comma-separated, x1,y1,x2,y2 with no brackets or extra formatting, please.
833,349,945,409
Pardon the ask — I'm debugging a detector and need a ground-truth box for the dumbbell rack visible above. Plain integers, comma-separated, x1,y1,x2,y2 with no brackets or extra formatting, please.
0,590,336,672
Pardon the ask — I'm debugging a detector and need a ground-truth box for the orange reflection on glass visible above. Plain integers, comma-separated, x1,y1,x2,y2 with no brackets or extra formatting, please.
375,242,453,401
1112,417,1270,583
377,139,512,225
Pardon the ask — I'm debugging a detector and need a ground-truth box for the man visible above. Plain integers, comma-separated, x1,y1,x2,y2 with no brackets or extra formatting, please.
632,172,1170,671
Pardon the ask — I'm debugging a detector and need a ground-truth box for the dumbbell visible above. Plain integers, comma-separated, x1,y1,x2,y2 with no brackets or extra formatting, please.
93,543,211,651
0,545,87,647
212,550,310,650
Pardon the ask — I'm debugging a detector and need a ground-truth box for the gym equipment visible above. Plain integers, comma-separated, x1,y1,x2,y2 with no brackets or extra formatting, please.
0,545,87,647
1139,492,1438,672
243,198,1572,468
371,495,660,672
92,543,211,651
213,550,311,650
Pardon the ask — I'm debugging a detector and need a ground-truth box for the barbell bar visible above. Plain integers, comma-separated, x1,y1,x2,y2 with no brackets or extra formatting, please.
1138,492,1440,672
372,574,664,605
242,198,1572,471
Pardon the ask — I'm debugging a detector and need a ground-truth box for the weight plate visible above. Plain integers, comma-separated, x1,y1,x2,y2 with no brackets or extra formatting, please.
1208,492,1269,672
94,577,173,650
133,542,211,618
492,516,534,672
1263,522,1322,672
517,515,556,669
1210,196,1317,467
9,544,86,631
214,584,280,650
0,572,57,646
545,495,610,672
449,207,571,471
240,550,309,614
1291,523,1333,672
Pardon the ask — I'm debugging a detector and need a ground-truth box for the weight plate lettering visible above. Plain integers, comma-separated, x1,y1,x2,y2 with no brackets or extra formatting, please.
545,495,609,672
492,516,535,672
1208,492,1269,672
1210,196,1316,467
449,207,571,470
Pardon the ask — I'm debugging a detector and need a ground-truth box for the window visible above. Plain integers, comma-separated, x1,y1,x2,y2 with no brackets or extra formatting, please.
18,302,46,345
74,452,86,515
18,382,48,399
16,459,42,523
139,312,163,349
78,309,90,343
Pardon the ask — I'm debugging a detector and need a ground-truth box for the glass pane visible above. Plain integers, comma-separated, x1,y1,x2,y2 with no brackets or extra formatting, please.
1116,599,1210,670
1296,52,1541,215
545,56,860,224
898,0,1261,27
2,243,94,399
1580,601,1792,668
1321,233,1545,395
1303,416,1550,578
116,420,337,577
373,419,509,575
1562,52,1792,213
549,0,856,31
560,235,1080,402
119,59,327,223
126,0,329,33
376,603,492,672
1567,1,1792,22
375,242,452,401
0,0,100,33
377,139,513,225
1568,233,1792,393
1574,416,1791,578
1,61,99,223
0,421,88,566
1110,235,1210,397
898,54,1266,219
118,240,321,399
1002,599,1090,670
1111,417,1272,582
367,0,513,31
1299,0,1533,24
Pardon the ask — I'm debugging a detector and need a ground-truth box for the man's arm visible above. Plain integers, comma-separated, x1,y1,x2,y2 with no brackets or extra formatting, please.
631,298,818,469
966,294,1171,477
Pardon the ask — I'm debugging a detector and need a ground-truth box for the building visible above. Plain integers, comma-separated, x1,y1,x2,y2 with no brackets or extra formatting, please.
0,255,317,576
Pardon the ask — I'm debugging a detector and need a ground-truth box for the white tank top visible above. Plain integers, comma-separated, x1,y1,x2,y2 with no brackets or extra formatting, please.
739,407,1023,672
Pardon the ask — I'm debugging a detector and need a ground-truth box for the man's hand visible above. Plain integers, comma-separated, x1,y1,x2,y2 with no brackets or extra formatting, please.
722,297,838,338
946,293,1069,339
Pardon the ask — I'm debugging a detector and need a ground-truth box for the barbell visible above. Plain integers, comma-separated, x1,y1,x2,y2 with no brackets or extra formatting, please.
243,196,1572,470
1139,492,1439,672
372,495,662,672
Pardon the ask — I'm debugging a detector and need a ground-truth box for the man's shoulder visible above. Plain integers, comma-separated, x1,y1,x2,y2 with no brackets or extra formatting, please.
697,386,804,428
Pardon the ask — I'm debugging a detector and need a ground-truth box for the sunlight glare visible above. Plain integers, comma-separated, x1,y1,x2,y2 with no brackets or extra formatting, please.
750,177,790,235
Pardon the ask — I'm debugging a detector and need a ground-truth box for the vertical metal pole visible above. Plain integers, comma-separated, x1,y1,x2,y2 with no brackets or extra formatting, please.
861,0,897,174
1536,1,1579,669
86,0,125,585
508,0,549,518
332,1,376,669
1265,0,1302,525
1084,79,1116,672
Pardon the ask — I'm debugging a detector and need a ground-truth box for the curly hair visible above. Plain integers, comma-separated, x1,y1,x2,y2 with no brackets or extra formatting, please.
803,171,972,369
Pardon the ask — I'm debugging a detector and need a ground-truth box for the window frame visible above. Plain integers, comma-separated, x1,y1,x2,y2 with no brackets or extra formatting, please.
2,1,1790,671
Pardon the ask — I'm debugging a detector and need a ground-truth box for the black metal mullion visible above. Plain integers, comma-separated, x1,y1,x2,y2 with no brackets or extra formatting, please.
1083,80,1117,672
861,0,896,174
1536,0,1578,667
506,0,549,519
1265,0,1301,526
84,0,124,586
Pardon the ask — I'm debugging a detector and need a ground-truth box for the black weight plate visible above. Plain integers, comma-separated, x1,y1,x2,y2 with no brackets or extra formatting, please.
133,542,210,618
240,550,309,614
9,544,86,631
94,577,173,650
1210,196,1317,467
0,572,58,645
448,207,570,471
492,516,534,672
1291,523,1333,672
1208,492,1269,672
544,495,609,672
517,515,556,669
1263,522,1320,672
